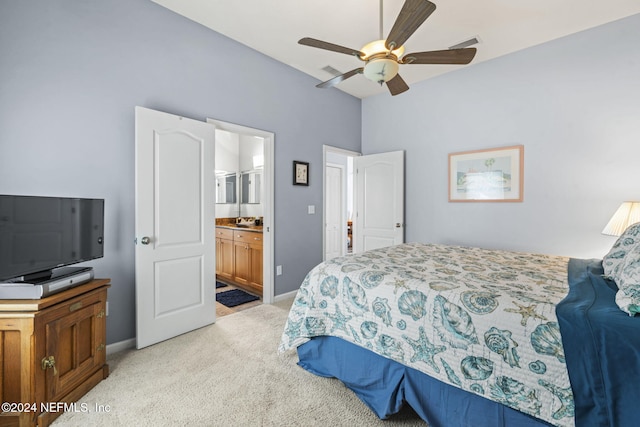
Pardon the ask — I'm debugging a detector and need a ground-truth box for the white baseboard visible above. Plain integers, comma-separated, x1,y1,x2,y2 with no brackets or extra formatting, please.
273,290,297,303
106,338,136,356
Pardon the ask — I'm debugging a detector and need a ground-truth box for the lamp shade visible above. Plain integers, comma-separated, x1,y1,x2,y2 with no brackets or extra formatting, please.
360,39,404,85
602,201,640,236
363,58,399,84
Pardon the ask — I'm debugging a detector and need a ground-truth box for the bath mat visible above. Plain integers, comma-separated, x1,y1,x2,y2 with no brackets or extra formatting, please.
216,289,259,308
216,281,229,289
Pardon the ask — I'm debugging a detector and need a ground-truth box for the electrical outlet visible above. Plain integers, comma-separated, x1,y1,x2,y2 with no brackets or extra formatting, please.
276,265,283,276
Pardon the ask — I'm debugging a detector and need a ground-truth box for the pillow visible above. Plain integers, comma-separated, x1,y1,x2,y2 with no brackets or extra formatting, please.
614,243,640,316
603,222,640,280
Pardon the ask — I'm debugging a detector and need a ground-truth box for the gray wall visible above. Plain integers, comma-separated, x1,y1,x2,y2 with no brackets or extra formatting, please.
0,0,361,344
362,13,640,260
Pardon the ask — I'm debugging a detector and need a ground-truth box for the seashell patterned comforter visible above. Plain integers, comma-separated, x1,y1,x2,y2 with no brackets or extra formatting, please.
279,242,574,427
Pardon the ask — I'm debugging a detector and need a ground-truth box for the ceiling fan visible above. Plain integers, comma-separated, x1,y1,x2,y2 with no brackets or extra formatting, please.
298,0,477,96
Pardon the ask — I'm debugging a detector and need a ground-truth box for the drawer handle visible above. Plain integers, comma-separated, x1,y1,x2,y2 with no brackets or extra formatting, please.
69,301,83,312
254,237,261,241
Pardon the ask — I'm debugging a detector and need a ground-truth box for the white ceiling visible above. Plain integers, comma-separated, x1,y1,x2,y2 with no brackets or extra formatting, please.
151,0,640,99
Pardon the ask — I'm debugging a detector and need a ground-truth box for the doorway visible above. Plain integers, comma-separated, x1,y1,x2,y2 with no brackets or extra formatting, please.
323,145,359,261
323,146,406,260
208,119,274,308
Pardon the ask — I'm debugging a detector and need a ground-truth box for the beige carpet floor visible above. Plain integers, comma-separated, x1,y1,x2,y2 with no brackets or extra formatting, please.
53,298,426,426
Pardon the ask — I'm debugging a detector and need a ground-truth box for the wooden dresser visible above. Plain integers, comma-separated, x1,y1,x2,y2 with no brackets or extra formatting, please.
0,279,110,427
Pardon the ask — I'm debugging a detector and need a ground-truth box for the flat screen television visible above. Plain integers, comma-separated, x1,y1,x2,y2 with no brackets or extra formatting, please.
0,195,104,282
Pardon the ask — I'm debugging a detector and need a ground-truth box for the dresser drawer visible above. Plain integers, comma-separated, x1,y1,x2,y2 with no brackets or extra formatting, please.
215,227,234,240
233,230,263,244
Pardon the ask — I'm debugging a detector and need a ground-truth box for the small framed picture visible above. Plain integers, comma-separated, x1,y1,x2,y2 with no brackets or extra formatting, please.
293,160,309,186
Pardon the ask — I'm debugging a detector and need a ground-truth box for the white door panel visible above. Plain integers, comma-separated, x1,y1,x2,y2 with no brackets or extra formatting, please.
354,151,404,253
155,132,203,246
363,236,397,250
155,256,203,316
135,106,216,349
325,165,343,260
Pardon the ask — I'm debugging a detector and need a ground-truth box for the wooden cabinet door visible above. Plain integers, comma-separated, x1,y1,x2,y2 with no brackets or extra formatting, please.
233,241,250,286
44,298,105,402
215,238,222,276
217,238,234,281
248,241,263,289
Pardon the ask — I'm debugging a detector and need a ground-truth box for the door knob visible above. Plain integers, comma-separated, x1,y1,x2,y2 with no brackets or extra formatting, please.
141,236,151,245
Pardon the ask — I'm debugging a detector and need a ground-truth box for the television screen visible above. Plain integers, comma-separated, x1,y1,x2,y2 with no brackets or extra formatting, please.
0,195,104,282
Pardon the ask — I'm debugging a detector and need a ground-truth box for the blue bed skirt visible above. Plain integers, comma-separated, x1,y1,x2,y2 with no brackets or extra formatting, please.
297,335,551,427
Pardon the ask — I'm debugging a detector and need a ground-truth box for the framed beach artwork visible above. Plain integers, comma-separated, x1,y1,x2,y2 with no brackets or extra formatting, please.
448,145,524,202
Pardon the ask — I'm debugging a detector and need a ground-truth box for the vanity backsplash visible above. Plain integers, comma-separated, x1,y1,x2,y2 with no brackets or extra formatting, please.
216,217,262,226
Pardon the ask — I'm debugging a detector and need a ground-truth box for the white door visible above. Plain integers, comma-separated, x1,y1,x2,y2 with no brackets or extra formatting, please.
353,151,404,253
325,164,343,260
135,107,216,349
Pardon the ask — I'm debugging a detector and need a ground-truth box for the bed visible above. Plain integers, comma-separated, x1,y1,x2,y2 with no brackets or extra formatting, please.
278,238,640,427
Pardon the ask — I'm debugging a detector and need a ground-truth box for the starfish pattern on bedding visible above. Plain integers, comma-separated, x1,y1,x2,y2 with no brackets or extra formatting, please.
504,301,548,326
402,326,446,373
327,304,352,334
389,278,410,294
282,318,303,343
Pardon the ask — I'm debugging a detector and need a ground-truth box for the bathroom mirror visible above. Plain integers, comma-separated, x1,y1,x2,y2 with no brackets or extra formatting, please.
240,170,262,204
215,172,237,204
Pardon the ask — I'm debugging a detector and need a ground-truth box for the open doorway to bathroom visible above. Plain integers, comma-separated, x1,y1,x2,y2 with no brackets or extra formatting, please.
209,119,274,317
323,145,360,261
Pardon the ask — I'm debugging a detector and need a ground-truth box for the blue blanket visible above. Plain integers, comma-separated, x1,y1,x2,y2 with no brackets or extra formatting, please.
557,259,640,427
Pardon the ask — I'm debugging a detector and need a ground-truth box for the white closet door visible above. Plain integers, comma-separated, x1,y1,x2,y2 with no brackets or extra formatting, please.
354,151,404,253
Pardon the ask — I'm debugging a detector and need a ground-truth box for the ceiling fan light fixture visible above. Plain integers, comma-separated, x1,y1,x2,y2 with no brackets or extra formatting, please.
299,0,475,95
360,39,404,60
363,57,399,84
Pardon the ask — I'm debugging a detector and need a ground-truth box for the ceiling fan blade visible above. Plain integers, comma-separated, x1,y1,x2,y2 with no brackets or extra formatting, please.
317,68,364,89
299,37,364,58
402,48,477,65
386,74,410,96
385,0,436,50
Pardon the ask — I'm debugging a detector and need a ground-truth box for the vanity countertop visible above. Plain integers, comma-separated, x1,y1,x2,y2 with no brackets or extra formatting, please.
216,224,263,233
